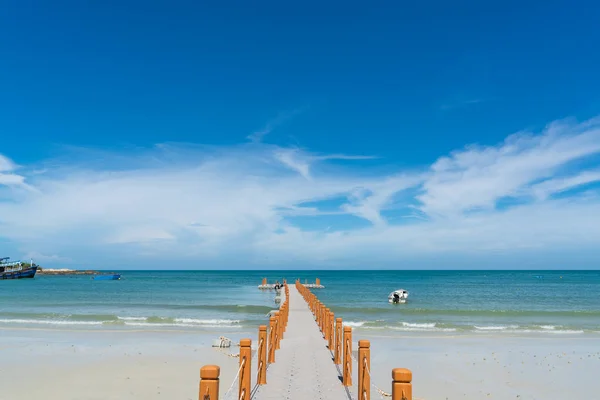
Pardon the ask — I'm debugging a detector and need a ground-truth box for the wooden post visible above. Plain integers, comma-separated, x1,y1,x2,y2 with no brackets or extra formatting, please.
325,310,330,343
279,305,285,339
343,326,352,386
274,311,281,350
325,309,330,339
199,365,220,400
328,311,334,349
258,325,267,384
268,316,276,363
316,302,321,326
238,339,251,400
392,368,412,400
334,318,342,364
358,340,371,400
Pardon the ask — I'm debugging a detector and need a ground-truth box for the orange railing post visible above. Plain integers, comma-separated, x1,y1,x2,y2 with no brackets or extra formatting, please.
358,340,371,400
199,365,220,400
238,339,252,400
316,302,321,327
324,308,330,338
334,317,342,364
392,368,412,400
268,316,276,363
328,311,334,349
274,311,281,350
280,304,286,339
258,325,267,384
326,310,331,346
343,326,352,386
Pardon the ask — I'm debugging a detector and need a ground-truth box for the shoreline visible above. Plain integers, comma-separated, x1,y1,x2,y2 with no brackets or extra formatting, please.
1,323,599,338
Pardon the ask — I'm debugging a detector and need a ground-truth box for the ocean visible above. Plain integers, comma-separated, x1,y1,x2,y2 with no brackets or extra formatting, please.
1,270,599,335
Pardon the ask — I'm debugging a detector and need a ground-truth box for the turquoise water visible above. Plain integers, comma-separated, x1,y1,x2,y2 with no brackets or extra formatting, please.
1,270,599,335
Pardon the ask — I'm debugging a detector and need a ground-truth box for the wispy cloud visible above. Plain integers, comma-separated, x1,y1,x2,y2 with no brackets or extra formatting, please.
0,154,32,188
247,108,305,143
2,115,600,268
274,148,378,180
418,117,600,217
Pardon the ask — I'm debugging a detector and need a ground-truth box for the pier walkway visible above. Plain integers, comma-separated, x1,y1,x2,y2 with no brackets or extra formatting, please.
198,279,413,400
251,284,351,400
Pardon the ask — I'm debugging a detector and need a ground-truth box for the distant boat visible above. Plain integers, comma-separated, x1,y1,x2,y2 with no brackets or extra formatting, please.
1,257,38,280
93,274,121,281
388,289,409,304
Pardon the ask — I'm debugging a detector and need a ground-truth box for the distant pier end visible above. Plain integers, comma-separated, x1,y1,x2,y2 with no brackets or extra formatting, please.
258,277,324,289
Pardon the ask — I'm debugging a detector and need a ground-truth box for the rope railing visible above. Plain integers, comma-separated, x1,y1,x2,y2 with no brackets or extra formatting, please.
222,358,245,400
364,360,392,398
198,282,292,399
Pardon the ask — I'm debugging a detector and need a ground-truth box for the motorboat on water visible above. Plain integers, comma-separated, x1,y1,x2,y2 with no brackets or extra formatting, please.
388,289,409,304
93,274,121,281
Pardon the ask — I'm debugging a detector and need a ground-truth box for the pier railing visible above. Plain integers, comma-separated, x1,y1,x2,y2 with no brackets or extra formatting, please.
198,279,413,400
295,280,413,400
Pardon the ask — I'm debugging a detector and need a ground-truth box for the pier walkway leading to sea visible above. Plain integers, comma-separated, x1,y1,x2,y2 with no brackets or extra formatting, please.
198,279,413,400
251,283,350,400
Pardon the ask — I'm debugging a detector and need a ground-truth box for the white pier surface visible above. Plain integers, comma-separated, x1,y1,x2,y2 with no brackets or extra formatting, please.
252,284,352,400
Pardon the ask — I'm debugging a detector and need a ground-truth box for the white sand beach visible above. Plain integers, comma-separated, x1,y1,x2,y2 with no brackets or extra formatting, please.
1,328,598,400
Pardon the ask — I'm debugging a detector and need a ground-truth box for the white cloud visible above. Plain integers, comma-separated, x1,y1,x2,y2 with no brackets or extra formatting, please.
0,154,29,187
418,117,600,217
530,170,600,200
0,154,17,172
247,108,304,143
1,115,600,268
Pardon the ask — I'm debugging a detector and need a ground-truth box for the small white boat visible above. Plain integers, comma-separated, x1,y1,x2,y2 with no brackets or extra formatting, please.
388,289,409,304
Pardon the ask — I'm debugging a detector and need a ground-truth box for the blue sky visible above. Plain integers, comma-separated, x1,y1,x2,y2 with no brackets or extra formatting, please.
1,1,600,269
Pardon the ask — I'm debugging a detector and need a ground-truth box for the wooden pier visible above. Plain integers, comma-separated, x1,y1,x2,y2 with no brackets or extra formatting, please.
199,280,413,400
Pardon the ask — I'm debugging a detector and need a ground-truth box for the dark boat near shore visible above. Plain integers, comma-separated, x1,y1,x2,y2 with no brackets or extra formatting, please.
0,257,38,280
